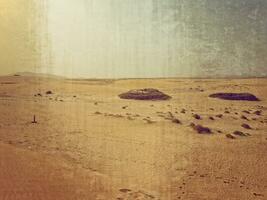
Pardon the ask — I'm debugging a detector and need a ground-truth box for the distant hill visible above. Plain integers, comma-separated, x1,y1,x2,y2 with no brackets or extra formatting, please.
13,72,65,79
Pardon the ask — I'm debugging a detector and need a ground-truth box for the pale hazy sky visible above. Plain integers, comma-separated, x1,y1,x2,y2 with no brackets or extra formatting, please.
0,0,267,78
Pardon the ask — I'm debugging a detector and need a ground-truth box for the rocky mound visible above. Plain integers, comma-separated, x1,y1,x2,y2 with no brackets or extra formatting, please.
119,88,171,101
209,93,259,101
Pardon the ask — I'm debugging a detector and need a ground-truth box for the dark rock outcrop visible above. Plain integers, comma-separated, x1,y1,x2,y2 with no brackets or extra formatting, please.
209,93,259,101
119,88,171,101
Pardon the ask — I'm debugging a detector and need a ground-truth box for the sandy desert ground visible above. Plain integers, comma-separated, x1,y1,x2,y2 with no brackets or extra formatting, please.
0,74,266,200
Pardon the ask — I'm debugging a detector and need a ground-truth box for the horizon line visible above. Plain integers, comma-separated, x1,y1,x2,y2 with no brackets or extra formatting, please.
2,71,267,80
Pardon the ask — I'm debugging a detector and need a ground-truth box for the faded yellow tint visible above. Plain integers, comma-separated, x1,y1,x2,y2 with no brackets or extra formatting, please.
0,0,42,74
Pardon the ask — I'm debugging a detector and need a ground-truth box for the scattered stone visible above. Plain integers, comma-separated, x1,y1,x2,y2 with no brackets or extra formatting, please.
119,189,131,193
127,116,134,120
94,111,101,115
253,110,262,116
242,110,250,114
256,105,264,109
114,114,123,118
226,134,236,139
209,93,259,101
189,123,196,127
181,109,186,114
216,114,223,118
253,193,264,197
241,123,252,129
241,115,248,120
190,123,212,134
119,88,171,100
193,114,201,120
46,91,53,95
172,118,181,124
209,116,215,120
233,131,247,137
122,106,128,109
143,118,155,124
167,112,174,118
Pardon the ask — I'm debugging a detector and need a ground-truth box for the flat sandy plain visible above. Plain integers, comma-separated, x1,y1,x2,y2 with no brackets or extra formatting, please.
0,74,266,200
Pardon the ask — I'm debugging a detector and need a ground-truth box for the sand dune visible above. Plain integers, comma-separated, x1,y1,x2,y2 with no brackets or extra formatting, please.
0,75,266,199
